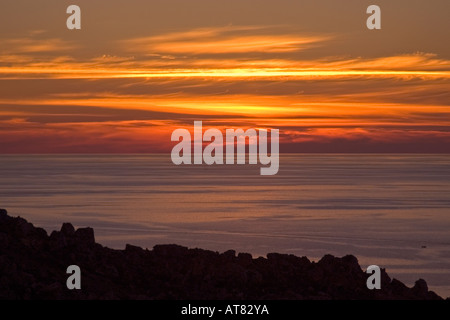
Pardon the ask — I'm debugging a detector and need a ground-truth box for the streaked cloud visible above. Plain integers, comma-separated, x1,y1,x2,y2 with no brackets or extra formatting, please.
0,4,449,154
1,37,78,54
1,49,449,80
122,25,328,55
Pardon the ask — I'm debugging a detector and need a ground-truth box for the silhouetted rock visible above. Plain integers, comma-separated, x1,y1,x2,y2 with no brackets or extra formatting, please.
61,223,75,236
75,227,95,244
412,279,432,299
0,209,444,300
0,208,7,218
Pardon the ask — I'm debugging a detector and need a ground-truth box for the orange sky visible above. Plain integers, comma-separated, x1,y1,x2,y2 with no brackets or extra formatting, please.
0,0,449,153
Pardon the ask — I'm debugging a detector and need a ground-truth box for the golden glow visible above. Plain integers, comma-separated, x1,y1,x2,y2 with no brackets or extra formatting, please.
1,21,449,153
1,66,449,80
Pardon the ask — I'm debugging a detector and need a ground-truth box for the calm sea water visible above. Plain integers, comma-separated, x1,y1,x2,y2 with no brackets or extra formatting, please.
1,154,449,297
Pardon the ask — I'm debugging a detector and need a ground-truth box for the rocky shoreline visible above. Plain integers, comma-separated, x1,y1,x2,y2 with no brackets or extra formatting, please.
0,208,444,300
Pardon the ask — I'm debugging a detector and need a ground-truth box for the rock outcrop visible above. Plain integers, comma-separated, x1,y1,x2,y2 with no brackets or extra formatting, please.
0,209,443,300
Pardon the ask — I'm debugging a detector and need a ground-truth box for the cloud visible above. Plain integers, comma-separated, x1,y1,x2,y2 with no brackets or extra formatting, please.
0,26,448,82
309,53,450,72
1,37,78,54
1,26,449,153
1,53,449,80
122,25,328,55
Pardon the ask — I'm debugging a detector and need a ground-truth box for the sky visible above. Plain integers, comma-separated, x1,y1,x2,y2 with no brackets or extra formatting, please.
0,0,449,153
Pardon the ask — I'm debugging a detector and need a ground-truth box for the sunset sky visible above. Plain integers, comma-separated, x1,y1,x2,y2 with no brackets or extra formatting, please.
1,0,449,153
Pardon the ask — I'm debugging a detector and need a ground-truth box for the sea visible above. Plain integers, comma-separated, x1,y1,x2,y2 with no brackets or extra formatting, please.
1,154,449,297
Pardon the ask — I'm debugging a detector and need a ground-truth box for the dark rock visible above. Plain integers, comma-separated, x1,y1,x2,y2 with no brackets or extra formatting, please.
223,250,236,260
98,264,119,278
413,279,428,294
153,244,189,257
125,244,144,254
237,252,253,266
49,230,68,248
75,227,95,244
411,278,441,299
0,209,445,300
16,218,34,236
61,223,75,236
341,255,361,272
